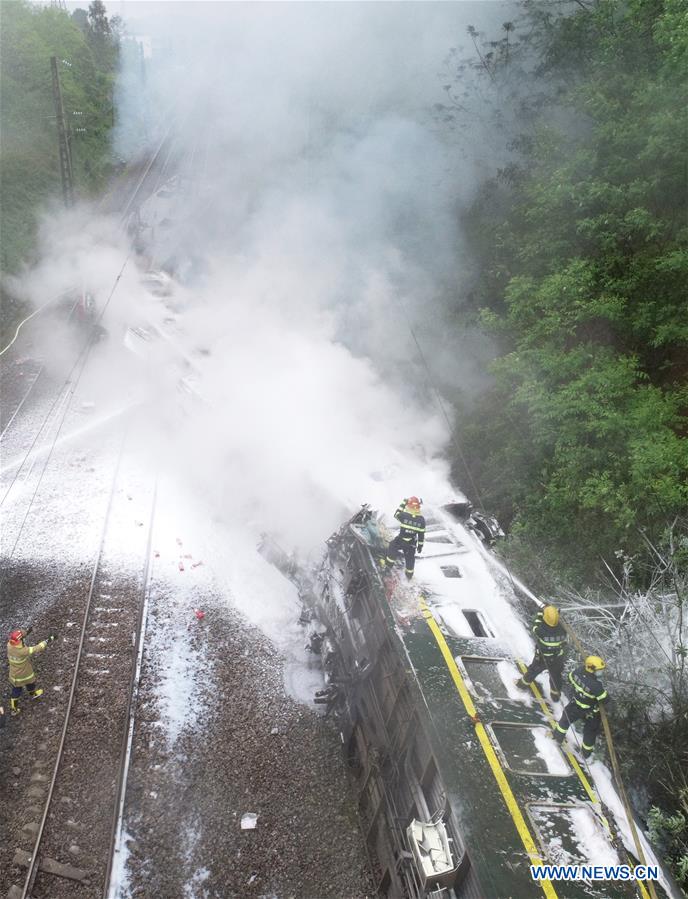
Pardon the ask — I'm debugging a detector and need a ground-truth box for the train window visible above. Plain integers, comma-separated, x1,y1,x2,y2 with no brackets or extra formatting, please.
462,657,511,699
346,568,368,597
462,609,495,638
529,804,616,866
409,725,432,782
387,684,413,741
491,723,570,777
440,565,462,578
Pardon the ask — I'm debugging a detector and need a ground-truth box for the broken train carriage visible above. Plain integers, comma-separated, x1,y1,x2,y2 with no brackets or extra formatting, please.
298,505,655,899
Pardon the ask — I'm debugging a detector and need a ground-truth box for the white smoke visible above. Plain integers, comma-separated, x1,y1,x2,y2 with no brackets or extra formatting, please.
12,1,518,551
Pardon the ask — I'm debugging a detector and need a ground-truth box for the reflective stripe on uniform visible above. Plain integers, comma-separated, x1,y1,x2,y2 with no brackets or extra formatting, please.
569,672,605,702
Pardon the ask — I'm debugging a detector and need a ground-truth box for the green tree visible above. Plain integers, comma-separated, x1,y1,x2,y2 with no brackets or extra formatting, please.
0,0,119,279
457,0,688,583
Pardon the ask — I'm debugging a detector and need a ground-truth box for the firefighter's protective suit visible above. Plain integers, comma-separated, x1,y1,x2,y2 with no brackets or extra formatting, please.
385,499,426,580
553,664,608,758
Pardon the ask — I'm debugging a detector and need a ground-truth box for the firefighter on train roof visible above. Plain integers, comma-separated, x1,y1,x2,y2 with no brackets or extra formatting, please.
6,628,56,716
515,605,567,701
384,497,426,580
553,655,608,759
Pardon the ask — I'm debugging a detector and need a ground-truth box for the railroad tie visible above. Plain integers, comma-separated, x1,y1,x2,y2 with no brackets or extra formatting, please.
12,847,88,882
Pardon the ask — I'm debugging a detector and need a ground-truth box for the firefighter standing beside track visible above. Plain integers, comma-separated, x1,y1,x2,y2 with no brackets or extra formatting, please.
516,605,567,701
7,628,56,716
553,655,608,759
385,497,426,581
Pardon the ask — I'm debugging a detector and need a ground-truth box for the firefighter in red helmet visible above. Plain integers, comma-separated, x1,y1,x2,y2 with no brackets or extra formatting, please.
6,628,56,716
385,497,426,580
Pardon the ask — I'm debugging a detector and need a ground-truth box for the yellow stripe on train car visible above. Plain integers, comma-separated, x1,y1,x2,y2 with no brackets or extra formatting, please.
419,601,558,899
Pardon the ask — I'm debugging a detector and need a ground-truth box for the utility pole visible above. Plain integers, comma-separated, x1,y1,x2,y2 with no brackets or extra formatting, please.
50,55,74,207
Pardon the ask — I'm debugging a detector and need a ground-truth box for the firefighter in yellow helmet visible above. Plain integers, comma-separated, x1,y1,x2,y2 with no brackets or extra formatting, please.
7,628,56,716
553,655,608,759
385,497,426,580
515,605,567,701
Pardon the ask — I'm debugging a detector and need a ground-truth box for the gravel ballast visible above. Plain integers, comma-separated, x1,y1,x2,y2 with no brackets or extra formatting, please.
119,580,373,899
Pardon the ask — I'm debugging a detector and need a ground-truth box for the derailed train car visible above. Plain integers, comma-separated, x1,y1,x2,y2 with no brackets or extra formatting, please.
299,505,663,899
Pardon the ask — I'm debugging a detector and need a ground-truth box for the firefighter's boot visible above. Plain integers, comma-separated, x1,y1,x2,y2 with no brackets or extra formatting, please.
30,688,44,700
552,729,565,746
405,571,413,581
550,687,561,702
10,697,20,716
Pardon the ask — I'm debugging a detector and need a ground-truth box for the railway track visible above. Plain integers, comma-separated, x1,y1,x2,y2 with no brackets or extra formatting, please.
7,430,157,899
0,126,177,460
0,359,44,444
2,124,204,898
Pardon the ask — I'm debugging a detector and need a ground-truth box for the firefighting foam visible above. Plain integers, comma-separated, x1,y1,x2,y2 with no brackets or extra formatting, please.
7,3,517,554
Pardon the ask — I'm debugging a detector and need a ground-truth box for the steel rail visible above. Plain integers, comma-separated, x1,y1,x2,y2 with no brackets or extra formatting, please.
0,367,44,443
19,424,130,899
103,477,158,899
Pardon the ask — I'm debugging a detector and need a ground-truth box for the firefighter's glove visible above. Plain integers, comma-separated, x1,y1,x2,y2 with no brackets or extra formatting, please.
416,546,423,555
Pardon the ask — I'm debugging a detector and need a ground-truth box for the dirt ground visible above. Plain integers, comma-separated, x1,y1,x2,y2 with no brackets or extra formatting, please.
120,583,373,898
0,562,373,898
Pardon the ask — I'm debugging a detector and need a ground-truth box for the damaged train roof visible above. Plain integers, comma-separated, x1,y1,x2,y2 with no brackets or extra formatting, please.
312,503,669,899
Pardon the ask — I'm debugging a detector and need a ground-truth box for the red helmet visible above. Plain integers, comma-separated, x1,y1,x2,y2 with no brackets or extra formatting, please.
9,629,24,646
406,496,422,511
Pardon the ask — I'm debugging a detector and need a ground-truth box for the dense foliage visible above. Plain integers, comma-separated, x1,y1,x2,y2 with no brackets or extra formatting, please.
458,0,688,584
455,1,688,887
0,0,119,278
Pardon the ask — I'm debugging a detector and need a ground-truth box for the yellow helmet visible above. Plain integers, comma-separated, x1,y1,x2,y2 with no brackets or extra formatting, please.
585,655,606,673
542,605,559,627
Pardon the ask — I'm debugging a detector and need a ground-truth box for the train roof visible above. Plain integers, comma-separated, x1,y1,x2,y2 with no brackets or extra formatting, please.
326,505,666,899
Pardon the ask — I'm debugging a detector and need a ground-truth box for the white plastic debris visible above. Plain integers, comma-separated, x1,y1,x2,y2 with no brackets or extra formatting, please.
240,813,258,830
